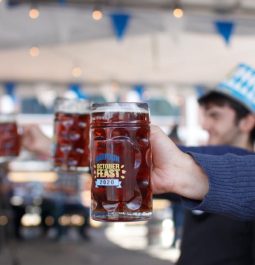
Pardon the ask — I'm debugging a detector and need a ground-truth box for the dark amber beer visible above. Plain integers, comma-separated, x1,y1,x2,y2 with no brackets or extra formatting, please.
53,98,90,171
0,114,20,161
90,102,152,221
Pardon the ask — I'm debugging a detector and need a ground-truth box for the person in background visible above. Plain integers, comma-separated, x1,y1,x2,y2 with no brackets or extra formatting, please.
177,63,255,265
150,125,255,217
0,162,25,241
22,125,90,241
41,171,90,241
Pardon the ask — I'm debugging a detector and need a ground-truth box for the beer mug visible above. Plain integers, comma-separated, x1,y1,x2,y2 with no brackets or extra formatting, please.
53,98,90,172
0,113,20,162
90,102,152,222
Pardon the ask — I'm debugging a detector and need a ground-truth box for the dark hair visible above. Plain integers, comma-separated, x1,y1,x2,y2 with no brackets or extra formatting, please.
198,91,255,144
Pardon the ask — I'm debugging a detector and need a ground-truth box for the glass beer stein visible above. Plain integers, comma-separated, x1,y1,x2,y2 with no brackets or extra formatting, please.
53,98,90,172
90,102,152,222
0,113,20,162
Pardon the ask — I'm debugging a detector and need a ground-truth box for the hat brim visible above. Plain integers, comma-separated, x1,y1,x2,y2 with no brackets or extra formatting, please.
198,90,254,113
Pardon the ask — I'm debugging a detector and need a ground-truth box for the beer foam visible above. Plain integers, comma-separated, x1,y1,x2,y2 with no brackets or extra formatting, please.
0,114,16,123
91,103,149,113
56,99,90,114
58,108,90,114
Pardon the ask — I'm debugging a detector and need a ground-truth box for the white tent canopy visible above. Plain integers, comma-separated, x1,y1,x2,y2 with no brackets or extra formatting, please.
1,0,255,85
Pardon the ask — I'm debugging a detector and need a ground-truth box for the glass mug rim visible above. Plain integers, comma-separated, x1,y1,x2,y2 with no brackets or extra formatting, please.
91,102,150,127
91,102,149,113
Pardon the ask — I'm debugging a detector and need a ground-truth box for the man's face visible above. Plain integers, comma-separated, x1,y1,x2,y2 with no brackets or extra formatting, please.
200,104,241,145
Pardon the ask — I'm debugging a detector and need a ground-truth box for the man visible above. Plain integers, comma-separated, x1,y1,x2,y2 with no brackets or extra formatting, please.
177,63,255,265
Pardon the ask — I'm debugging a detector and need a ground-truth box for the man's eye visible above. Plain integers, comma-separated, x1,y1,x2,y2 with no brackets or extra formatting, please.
212,114,219,119
208,113,219,119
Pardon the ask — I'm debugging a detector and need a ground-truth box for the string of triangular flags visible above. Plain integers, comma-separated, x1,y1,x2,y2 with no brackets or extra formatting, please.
7,0,235,45
214,21,235,46
110,16,236,46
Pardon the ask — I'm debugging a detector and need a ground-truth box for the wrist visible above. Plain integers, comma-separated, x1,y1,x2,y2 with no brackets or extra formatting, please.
174,153,209,200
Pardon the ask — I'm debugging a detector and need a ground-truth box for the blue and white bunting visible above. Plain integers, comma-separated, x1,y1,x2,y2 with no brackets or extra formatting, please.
109,12,131,41
214,20,235,46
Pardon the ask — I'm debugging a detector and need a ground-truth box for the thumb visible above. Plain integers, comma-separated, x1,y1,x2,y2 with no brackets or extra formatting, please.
150,125,180,167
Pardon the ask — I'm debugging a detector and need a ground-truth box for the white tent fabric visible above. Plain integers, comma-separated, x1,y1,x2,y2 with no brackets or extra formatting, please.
1,0,255,85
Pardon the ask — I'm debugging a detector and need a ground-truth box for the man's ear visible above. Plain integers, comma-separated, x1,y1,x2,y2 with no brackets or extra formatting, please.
239,114,255,133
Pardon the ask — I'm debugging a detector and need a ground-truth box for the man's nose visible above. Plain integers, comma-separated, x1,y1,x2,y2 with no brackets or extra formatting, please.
201,118,212,131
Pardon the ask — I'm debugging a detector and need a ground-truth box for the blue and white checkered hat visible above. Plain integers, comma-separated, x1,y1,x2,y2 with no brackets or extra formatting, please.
215,63,255,113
